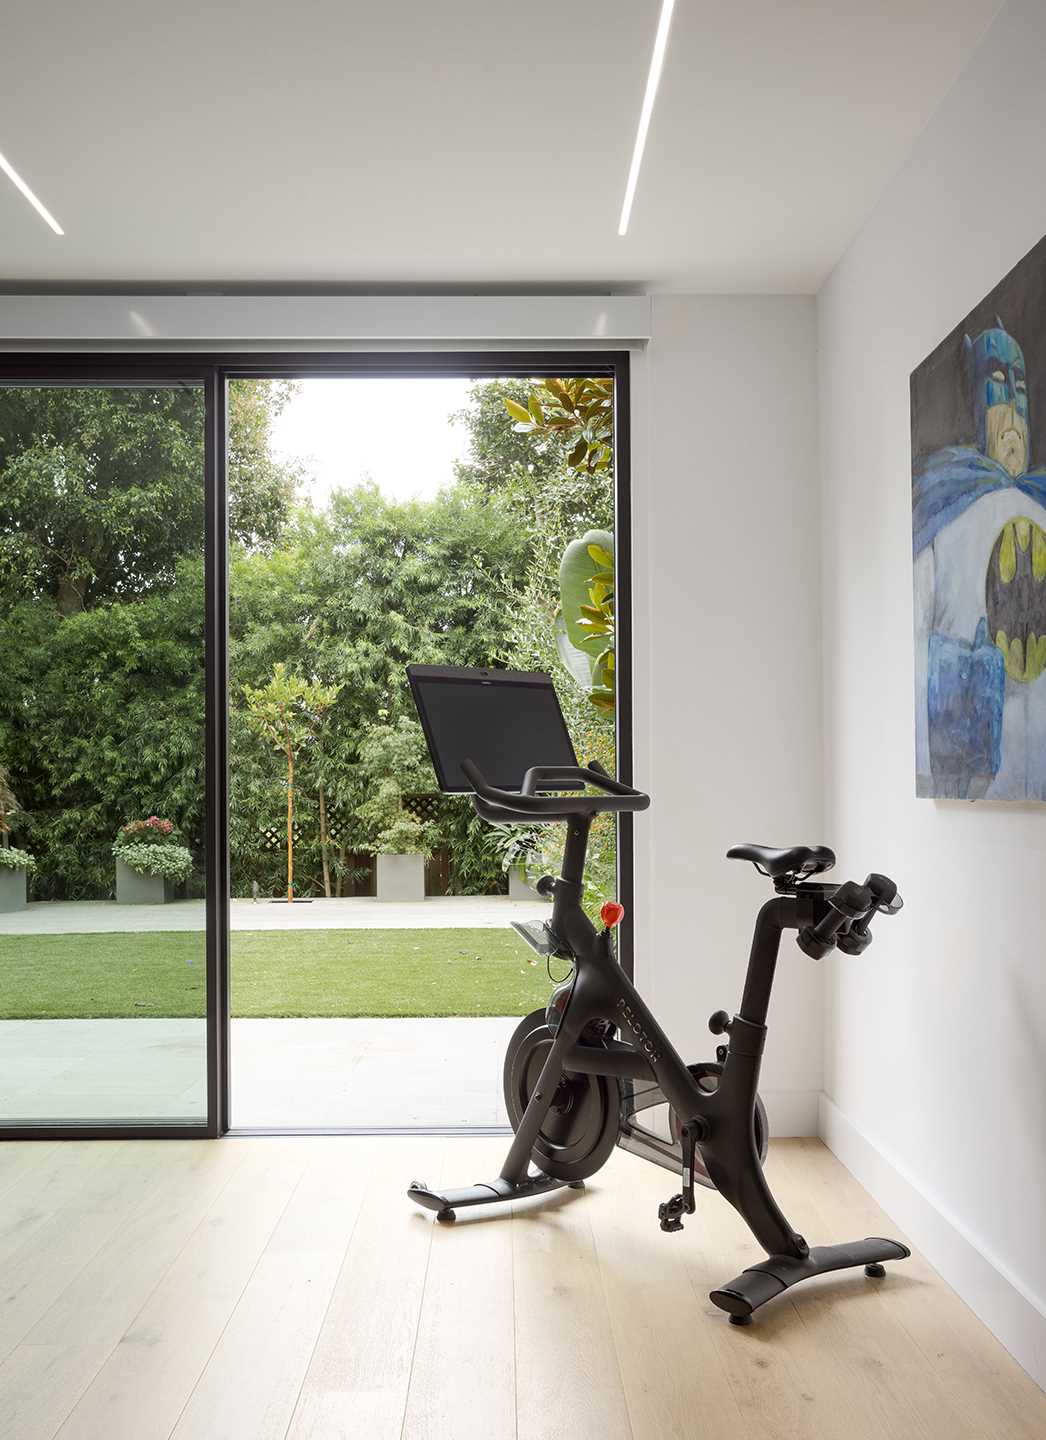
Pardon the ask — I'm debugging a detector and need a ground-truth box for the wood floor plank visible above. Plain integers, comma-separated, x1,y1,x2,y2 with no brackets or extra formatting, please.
758,1141,958,1440
401,1139,516,1440
584,1149,749,1440
0,1141,115,1270
171,1138,378,1440
783,1138,1046,1440
512,1163,633,1440
54,1139,308,1440
0,1141,61,1204
681,1146,860,1440
286,1137,446,1440
0,1132,1040,1440
0,1138,247,1440
0,1141,187,1362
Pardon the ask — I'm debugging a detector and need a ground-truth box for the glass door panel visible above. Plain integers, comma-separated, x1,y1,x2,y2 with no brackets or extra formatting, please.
225,373,617,1128
0,383,207,1126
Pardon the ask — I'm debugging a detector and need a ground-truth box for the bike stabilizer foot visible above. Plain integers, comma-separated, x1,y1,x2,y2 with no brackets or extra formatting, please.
407,1172,570,1220
709,1237,910,1323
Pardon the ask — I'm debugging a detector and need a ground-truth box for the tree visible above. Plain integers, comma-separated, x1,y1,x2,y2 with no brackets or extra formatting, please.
227,380,303,549
453,379,612,539
483,377,618,717
503,376,614,477
355,718,436,858
452,378,619,911
0,560,208,899
451,380,614,707
242,664,341,902
451,379,566,494
0,381,299,614
226,483,529,896
0,376,616,902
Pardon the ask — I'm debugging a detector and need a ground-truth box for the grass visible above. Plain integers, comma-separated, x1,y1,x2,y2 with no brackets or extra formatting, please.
0,928,559,1019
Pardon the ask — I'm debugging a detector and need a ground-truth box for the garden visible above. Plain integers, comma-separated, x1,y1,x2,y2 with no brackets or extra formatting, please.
0,375,618,1020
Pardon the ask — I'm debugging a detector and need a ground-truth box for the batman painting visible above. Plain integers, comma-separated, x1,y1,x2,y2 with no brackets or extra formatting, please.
912,238,1046,799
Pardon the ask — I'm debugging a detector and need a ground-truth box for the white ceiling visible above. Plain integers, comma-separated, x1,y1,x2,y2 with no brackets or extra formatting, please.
0,0,999,293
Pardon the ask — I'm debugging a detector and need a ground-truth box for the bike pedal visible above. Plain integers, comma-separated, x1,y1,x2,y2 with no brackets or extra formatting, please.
658,1194,686,1233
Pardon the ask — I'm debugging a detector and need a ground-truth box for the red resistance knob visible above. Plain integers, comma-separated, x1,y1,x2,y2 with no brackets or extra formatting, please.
600,901,626,929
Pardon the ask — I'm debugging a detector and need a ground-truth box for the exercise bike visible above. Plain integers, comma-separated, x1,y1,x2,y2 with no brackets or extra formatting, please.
405,664,909,1325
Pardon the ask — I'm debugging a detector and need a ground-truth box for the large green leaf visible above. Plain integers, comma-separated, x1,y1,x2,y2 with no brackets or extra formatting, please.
502,398,531,425
558,528,613,660
554,612,595,689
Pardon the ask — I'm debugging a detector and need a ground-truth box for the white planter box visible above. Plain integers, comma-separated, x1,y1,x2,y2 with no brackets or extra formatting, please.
375,852,426,902
508,863,539,900
0,866,27,912
116,859,176,904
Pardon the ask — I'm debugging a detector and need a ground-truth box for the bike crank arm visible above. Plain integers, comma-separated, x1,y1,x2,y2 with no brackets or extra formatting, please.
658,1124,699,1232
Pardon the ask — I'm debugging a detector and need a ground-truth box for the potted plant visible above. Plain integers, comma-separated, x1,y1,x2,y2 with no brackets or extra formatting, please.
370,797,430,902
0,764,33,911
0,846,35,912
357,718,435,902
113,816,194,904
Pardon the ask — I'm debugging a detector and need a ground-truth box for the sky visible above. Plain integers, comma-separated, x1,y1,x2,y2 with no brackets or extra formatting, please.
268,377,478,506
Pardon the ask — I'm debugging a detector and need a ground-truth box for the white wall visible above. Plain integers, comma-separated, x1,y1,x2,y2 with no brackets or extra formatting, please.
817,0,1046,1385
638,295,823,1134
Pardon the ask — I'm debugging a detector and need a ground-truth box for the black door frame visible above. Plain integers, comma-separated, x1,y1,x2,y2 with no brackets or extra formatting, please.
0,349,632,1139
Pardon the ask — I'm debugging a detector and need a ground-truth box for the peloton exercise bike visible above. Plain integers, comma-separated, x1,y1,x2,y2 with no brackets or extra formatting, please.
406,664,909,1325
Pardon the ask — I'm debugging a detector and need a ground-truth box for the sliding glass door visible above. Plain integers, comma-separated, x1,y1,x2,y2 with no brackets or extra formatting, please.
0,351,631,1138
0,380,209,1128
223,371,623,1129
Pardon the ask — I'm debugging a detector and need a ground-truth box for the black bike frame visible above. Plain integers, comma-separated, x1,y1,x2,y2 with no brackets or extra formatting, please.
504,814,804,1257
408,805,910,1323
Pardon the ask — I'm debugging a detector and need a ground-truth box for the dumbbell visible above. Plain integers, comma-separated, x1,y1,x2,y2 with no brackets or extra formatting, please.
797,880,873,959
837,873,901,955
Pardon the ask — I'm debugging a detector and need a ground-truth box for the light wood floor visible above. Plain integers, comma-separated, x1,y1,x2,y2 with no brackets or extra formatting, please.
0,1135,1042,1440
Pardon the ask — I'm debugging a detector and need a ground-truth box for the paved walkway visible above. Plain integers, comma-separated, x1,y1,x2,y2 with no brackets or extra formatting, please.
0,1017,519,1128
0,897,547,1126
0,895,549,935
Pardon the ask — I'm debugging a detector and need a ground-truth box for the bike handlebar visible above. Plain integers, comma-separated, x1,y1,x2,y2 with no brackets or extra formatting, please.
461,757,650,822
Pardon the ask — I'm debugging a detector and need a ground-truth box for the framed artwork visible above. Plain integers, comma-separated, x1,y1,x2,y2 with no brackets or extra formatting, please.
912,234,1046,799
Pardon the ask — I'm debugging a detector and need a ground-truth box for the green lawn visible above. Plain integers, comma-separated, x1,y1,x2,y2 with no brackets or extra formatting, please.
0,928,556,1020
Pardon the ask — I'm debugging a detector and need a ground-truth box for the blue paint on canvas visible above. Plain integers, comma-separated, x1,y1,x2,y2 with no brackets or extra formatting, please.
912,237,1046,800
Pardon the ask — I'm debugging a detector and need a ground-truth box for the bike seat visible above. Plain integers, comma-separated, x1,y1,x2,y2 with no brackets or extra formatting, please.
726,842,835,880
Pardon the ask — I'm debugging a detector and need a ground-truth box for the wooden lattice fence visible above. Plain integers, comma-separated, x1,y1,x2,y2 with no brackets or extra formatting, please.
259,796,451,896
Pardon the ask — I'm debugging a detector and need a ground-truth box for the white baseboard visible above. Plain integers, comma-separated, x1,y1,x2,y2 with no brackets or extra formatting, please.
763,1089,820,1138
819,1095,1046,1392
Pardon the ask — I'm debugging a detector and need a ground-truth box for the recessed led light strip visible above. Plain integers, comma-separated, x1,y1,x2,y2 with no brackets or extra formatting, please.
618,0,676,238
0,147,64,235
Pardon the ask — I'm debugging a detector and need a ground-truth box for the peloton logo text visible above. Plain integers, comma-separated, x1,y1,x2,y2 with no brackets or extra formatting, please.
617,1000,662,1063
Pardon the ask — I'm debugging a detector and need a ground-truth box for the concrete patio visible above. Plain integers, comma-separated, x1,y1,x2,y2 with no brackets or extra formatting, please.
0,1016,518,1128
0,896,547,1128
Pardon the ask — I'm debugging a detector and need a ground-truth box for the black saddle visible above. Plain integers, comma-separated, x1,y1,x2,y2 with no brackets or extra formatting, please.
727,842,835,881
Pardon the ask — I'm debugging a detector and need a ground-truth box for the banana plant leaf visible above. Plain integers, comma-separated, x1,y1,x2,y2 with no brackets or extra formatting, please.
558,529,613,663
555,612,597,689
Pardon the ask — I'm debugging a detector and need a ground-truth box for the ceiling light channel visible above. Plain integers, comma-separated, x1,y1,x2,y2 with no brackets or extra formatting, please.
618,0,676,237
0,148,64,235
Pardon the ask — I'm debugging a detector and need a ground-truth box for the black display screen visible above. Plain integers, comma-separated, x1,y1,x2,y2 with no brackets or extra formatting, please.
408,665,577,792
